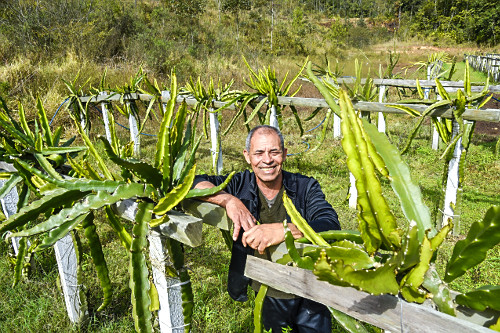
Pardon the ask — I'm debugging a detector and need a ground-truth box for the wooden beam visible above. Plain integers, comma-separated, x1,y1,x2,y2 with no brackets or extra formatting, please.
114,199,203,247
244,256,497,333
334,78,500,92
181,199,231,231
79,94,500,123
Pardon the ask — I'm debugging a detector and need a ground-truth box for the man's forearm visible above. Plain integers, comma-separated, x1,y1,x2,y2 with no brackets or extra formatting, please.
194,181,234,208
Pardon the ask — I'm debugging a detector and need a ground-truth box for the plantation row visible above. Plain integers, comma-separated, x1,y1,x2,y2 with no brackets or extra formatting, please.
1,60,499,332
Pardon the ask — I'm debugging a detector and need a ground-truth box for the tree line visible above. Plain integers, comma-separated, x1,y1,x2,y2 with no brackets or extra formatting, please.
0,0,497,82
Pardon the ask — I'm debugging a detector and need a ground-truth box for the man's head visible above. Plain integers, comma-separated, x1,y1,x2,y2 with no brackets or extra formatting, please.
243,126,287,187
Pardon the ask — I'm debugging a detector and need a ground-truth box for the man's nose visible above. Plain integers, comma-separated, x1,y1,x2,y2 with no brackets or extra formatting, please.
262,152,273,163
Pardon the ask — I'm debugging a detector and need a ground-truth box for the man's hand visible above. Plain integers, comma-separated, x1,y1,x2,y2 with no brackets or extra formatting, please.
225,196,257,241
242,223,285,254
193,181,256,241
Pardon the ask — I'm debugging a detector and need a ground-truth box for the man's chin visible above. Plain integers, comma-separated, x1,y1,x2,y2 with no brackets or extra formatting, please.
255,172,281,184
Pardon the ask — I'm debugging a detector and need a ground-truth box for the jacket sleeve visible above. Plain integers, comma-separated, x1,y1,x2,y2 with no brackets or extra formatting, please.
303,178,340,232
192,172,246,197
193,174,229,188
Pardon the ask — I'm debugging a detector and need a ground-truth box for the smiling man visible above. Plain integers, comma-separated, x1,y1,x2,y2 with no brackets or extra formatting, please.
193,125,340,332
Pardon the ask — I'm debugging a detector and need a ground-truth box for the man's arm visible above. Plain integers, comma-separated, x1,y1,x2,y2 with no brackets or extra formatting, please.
241,222,303,254
194,181,257,241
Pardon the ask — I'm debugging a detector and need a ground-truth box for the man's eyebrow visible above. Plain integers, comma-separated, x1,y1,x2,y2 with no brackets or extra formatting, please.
253,148,281,153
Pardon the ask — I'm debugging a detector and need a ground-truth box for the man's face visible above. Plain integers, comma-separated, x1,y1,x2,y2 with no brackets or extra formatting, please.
243,129,287,186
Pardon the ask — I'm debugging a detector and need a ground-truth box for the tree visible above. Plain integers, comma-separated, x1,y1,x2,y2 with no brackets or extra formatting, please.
221,0,251,49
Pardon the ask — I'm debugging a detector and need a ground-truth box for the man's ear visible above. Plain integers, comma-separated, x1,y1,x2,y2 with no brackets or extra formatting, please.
243,149,251,164
283,148,288,161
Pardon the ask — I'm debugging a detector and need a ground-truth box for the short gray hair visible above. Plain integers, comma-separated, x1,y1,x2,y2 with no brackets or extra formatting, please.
245,125,285,152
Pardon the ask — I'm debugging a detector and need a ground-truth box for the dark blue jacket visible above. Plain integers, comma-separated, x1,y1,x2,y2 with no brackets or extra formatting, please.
193,169,340,301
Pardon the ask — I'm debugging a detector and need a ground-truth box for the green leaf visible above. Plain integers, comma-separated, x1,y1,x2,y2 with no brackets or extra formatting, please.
82,212,112,311
0,174,22,199
39,147,87,155
325,241,375,269
130,201,153,333
18,102,34,142
444,206,500,283
253,284,268,333
295,230,363,244
400,236,433,303
12,231,28,287
422,266,456,316
0,188,90,234
15,158,129,193
340,91,400,251
282,221,315,270
386,104,421,117
73,115,114,180
283,192,329,247
314,250,399,295
435,79,450,100
36,98,53,146
12,183,153,237
329,307,370,333
456,286,500,312
152,164,197,218
306,62,341,116
34,153,63,180
99,137,162,188
364,121,434,241
148,281,160,311
171,101,188,159
185,171,236,199
244,96,268,125
105,206,132,250
37,213,90,251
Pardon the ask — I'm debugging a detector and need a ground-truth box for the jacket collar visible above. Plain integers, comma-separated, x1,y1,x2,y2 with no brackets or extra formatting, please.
282,171,297,200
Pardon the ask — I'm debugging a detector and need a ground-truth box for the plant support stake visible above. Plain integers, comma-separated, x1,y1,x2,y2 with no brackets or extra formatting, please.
209,107,223,175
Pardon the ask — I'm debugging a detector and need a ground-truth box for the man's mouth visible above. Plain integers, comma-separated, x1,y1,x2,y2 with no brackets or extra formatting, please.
259,166,276,171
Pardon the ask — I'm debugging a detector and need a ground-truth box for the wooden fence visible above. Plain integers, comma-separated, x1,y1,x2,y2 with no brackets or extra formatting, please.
465,54,500,82
79,83,500,231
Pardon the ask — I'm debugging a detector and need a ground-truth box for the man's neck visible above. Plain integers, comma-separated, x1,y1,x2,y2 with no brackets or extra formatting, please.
256,174,283,200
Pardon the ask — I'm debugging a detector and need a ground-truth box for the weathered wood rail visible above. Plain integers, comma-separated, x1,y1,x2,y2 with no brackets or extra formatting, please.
245,256,498,333
79,92,500,123
465,54,500,82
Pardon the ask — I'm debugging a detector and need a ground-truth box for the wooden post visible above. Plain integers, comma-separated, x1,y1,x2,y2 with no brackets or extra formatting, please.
377,85,386,133
270,104,279,129
333,110,341,139
148,230,187,333
209,107,223,175
1,176,84,324
127,101,141,155
432,94,443,150
53,232,85,323
441,119,462,230
99,92,112,143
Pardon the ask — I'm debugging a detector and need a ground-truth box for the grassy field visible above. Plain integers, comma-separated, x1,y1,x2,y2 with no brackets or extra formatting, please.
0,47,499,332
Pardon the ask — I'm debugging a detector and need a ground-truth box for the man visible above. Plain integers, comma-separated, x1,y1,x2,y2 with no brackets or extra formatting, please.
193,125,340,332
